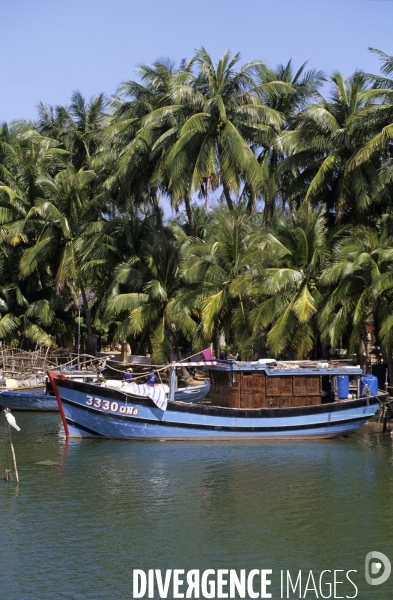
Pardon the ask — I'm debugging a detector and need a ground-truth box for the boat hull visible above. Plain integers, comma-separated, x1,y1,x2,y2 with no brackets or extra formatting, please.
52,377,382,440
0,388,57,410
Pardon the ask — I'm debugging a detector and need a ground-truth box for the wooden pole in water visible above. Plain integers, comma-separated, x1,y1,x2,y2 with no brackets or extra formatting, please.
383,369,390,433
7,423,19,484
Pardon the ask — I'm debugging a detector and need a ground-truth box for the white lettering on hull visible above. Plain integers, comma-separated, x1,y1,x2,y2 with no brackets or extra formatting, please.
86,395,138,415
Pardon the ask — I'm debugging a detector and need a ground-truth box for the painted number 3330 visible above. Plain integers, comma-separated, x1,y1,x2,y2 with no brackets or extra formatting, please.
85,395,139,415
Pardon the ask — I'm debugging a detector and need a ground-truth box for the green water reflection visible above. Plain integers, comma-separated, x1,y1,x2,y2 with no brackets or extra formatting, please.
0,414,392,599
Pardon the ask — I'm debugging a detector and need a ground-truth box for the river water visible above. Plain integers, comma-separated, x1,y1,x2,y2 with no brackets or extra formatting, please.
0,413,392,600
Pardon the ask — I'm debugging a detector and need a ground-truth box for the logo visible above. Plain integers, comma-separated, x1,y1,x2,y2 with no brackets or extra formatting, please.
365,551,391,586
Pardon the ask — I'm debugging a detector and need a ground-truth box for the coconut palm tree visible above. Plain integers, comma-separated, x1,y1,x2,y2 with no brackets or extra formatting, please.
80,208,158,328
19,167,106,353
319,222,393,378
99,59,192,229
172,206,259,358
166,48,283,213
103,227,187,363
252,60,325,222
0,127,69,345
247,201,331,358
0,242,57,346
36,91,107,170
0,125,68,239
280,72,381,223
344,49,393,216
347,49,393,167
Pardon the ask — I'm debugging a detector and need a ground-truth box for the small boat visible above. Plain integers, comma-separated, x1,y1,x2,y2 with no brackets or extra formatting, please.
49,360,387,440
0,373,46,391
172,381,210,403
0,373,48,407
0,372,101,411
0,355,110,411
0,387,57,410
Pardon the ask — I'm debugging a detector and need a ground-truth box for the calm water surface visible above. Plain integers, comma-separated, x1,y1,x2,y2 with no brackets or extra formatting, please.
0,413,392,599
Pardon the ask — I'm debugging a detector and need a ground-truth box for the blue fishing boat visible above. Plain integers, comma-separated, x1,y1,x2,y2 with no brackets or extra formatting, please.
49,360,386,440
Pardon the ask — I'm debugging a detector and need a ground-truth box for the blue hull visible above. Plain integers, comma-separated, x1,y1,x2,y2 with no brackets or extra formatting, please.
53,377,382,440
0,388,57,411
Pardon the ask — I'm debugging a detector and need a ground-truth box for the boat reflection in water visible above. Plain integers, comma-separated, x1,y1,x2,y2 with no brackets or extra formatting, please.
49,359,387,440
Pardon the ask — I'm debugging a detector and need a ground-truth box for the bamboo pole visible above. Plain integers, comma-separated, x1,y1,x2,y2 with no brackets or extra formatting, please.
7,423,19,484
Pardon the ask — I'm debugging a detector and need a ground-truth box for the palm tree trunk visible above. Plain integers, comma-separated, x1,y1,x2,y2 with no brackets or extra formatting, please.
222,183,234,211
358,338,367,374
136,329,148,355
262,197,274,226
184,194,196,236
175,343,191,381
246,191,256,214
205,175,212,211
381,344,393,392
79,281,95,356
214,329,221,359
151,192,163,230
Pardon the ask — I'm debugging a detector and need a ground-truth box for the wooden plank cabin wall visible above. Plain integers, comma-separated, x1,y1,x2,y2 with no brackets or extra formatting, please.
210,371,322,408
210,371,235,408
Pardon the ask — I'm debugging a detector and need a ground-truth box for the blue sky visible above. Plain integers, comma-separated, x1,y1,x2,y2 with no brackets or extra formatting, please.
2,0,393,124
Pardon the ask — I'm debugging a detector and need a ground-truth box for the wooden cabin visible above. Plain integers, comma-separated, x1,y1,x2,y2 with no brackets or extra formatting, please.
210,370,325,409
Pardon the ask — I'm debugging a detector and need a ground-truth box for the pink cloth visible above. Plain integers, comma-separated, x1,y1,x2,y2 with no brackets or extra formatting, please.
201,348,213,360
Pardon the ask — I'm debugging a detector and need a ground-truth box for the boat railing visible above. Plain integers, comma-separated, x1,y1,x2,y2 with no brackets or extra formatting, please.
57,354,109,373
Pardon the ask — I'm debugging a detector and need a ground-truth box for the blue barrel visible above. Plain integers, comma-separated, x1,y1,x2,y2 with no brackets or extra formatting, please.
360,375,378,397
337,375,349,399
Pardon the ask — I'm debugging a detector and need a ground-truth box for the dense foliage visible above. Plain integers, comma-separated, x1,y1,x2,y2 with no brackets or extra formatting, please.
2,48,393,369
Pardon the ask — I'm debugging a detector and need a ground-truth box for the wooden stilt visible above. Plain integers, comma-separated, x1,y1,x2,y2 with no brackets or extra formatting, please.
8,423,19,483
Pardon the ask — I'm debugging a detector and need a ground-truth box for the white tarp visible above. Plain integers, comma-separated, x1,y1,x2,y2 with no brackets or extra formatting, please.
104,380,168,411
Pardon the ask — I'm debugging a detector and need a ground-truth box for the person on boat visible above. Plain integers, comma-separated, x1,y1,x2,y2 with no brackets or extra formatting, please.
146,372,157,386
123,368,133,384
